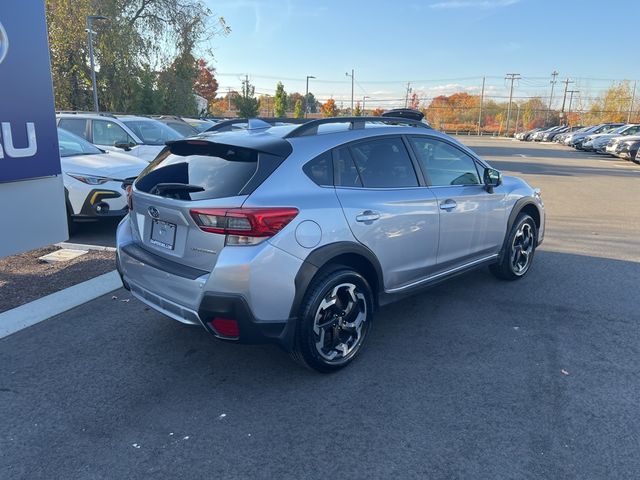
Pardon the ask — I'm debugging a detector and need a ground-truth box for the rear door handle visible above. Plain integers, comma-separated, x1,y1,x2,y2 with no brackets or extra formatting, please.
356,210,381,222
439,200,457,211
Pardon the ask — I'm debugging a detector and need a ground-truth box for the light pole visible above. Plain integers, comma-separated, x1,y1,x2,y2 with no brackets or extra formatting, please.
305,75,315,118
362,95,370,114
86,15,108,112
345,69,354,115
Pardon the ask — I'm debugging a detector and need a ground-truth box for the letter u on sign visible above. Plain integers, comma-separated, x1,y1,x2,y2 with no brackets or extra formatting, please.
0,122,38,159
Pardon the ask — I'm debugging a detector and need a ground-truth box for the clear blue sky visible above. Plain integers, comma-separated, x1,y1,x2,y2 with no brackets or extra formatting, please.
204,0,640,108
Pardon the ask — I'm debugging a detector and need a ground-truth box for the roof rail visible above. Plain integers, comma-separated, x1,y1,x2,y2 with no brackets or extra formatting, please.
56,110,116,118
283,116,430,139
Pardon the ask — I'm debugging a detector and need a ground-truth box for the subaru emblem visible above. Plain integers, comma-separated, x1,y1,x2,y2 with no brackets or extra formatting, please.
148,206,160,219
0,22,8,65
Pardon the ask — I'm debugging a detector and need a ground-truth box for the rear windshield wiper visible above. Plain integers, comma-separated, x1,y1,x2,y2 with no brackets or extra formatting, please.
150,183,205,196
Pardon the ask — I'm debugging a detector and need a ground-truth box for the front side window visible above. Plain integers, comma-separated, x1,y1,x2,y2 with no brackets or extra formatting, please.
409,136,480,187
92,120,133,146
348,137,418,188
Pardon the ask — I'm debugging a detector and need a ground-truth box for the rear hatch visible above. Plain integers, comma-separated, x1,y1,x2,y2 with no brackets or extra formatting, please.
130,137,291,272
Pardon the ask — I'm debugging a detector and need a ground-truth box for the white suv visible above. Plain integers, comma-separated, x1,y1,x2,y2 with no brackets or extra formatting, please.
56,113,184,162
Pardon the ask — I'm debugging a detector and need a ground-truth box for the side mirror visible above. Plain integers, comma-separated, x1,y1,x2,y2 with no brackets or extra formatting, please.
114,141,134,151
483,167,502,193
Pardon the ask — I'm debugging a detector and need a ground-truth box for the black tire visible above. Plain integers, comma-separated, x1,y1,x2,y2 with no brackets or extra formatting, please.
490,213,537,281
291,267,373,373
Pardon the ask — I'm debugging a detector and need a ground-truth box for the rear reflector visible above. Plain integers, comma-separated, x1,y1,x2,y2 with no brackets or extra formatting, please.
190,207,298,238
210,317,240,338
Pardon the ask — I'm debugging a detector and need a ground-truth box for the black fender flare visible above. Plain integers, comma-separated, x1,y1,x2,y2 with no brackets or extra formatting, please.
498,197,543,261
289,241,384,319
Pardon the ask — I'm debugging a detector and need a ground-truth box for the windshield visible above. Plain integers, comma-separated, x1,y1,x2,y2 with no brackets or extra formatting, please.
165,121,199,137
121,119,183,145
58,128,103,157
608,126,627,134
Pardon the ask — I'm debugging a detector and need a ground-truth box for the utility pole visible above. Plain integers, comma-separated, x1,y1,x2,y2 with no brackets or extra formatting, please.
227,87,232,112
477,76,485,135
560,78,574,124
345,69,354,115
567,90,579,124
86,15,108,112
504,73,521,136
305,75,315,118
628,80,637,123
404,82,412,108
546,70,558,126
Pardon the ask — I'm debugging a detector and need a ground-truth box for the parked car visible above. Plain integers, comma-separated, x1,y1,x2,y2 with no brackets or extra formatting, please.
531,126,562,141
611,137,640,160
566,123,624,147
182,117,218,132
516,128,542,141
56,113,184,162
634,146,640,164
542,126,576,142
581,124,640,152
58,128,147,233
553,125,591,144
152,115,200,137
116,116,545,372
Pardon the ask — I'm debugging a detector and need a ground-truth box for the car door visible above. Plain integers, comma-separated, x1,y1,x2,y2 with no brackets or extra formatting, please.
407,135,507,271
333,136,440,291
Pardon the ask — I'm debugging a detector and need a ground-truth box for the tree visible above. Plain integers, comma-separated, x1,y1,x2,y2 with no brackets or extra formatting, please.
371,108,384,116
274,81,287,117
258,94,272,116
193,59,219,114
45,0,230,113
293,99,303,118
353,102,362,116
409,92,420,110
321,98,338,117
289,92,304,113
306,92,318,113
233,79,259,118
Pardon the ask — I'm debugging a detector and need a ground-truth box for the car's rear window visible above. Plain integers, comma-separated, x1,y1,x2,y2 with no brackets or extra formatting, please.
136,143,260,201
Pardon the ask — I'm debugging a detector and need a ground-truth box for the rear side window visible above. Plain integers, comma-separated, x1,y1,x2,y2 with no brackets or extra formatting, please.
334,147,362,187
303,151,333,186
349,137,418,188
135,141,287,201
58,118,88,139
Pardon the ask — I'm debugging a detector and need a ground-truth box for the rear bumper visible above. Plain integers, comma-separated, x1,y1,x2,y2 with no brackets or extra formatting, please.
115,215,301,350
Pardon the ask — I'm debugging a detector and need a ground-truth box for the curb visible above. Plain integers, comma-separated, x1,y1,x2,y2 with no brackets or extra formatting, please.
56,242,116,252
0,270,122,340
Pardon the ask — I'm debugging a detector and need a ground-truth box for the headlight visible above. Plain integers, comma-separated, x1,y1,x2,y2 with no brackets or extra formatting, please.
67,173,114,185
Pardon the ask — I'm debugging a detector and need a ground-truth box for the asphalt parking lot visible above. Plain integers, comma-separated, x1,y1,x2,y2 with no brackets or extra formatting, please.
2,138,640,479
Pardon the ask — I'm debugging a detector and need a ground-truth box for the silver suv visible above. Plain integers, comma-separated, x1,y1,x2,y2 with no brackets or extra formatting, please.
116,116,545,372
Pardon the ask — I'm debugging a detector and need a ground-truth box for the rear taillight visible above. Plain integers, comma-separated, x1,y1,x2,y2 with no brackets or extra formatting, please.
190,207,298,245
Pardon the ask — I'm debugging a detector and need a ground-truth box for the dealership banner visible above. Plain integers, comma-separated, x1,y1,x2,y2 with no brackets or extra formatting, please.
0,1,61,183
0,1,67,258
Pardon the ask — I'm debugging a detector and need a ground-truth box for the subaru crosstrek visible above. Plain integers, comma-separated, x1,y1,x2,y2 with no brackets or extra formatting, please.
116,116,545,372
